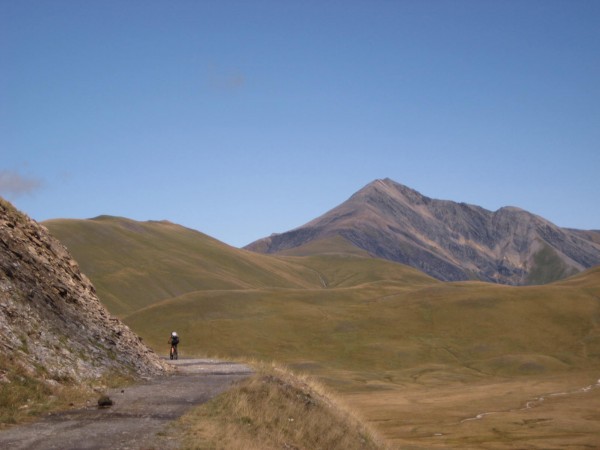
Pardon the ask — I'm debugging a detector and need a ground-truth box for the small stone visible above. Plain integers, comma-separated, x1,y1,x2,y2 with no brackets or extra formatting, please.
97,395,113,408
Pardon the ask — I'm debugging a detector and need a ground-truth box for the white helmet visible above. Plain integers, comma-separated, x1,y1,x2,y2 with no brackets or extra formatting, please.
172,331,177,337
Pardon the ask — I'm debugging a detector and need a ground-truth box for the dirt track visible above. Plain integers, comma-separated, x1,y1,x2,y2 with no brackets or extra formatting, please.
0,359,252,450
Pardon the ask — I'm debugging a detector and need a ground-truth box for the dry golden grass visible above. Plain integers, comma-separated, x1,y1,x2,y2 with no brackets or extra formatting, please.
176,361,387,450
344,371,600,449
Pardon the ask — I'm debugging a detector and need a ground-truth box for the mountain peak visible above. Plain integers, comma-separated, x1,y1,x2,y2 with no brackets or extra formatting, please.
362,178,422,196
246,179,600,285
350,179,431,211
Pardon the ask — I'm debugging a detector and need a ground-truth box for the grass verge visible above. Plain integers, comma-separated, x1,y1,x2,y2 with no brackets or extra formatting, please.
176,361,387,450
0,356,136,428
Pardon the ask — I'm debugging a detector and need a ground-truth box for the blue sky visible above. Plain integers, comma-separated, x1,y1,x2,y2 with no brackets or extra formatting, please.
2,1,599,247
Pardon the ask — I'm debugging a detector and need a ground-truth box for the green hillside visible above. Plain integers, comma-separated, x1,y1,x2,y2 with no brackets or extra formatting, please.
46,216,327,316
45,217,600,448
126,268,600,379
45,215,600,380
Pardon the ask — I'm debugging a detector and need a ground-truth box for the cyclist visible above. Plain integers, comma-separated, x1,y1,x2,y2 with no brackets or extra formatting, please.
168,331,179,360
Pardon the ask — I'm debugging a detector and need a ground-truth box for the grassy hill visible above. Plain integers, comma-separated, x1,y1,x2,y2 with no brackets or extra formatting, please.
45,216,328,316
44,217,600,448
125,267,600,379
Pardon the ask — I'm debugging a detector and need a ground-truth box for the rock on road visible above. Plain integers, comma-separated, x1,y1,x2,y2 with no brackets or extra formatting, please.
0,359,253,450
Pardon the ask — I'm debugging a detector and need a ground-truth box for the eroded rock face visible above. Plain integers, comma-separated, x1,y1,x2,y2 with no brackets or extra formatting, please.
0,197,167,383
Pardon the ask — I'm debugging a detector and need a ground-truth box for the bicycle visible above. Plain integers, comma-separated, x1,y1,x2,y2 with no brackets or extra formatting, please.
170,344,178,360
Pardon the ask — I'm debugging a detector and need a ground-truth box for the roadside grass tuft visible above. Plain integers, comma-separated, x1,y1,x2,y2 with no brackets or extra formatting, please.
176,361,387,450
0,359,54,426
0,357,136,428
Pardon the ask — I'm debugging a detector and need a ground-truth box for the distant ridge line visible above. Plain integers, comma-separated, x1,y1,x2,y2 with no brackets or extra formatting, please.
245,178,600,285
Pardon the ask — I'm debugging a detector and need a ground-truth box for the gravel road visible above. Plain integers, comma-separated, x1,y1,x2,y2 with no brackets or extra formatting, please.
0,359,253,450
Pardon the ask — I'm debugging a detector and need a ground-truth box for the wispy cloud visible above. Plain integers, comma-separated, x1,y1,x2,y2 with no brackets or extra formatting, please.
0,170,43,198
208,64,246,91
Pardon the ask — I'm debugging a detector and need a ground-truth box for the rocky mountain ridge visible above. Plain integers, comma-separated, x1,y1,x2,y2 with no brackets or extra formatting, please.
0,197,167,386
246,178,600,285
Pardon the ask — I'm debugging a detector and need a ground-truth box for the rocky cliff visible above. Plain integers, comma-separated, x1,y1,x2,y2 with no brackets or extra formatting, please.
0,197,167,385
246,179,600,285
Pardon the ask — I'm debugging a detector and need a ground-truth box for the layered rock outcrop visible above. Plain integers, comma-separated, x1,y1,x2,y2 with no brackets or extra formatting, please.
0,197,167,384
